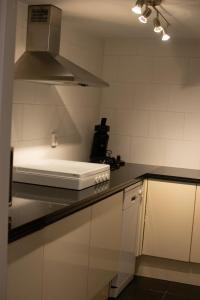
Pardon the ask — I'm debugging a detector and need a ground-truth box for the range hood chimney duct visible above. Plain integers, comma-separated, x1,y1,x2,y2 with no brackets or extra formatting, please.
15,5,109,87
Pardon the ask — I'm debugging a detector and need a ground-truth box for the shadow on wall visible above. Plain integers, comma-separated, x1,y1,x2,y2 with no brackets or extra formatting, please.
12,81,81,145
12,81,101,163
156,40,200,87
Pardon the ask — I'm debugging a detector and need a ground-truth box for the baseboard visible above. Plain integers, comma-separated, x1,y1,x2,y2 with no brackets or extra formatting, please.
136,255,200,286
92,284,109,300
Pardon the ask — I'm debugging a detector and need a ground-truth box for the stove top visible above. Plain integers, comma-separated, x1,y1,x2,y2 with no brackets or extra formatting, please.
13,159,110,190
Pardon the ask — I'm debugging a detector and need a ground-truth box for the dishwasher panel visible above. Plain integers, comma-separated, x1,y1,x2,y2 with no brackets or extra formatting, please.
109,183,143,298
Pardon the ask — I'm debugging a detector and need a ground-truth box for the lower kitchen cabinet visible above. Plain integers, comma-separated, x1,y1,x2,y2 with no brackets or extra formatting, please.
142,180,196,261
190,186,200,263
7,231,44,300
43,207,91,300
88,192,123,300
7,192,123,300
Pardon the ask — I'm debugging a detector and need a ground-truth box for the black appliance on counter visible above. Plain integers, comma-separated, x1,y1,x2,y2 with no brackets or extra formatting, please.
90,118,125,170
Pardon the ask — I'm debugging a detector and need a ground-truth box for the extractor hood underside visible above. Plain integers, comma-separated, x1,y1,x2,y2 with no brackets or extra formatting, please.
15,51,109,87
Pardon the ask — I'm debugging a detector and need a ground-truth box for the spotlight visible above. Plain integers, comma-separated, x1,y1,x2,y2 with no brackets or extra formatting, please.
162,28,171,41
130,1,172,40
138,6,152,23
131,0,144,15
153,16,163,33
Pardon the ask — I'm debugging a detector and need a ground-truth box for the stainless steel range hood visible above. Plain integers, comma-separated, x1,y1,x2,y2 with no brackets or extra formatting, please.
15,5,109,87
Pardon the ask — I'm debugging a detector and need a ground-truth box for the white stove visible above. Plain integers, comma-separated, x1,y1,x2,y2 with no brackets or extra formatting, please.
13,159,110,190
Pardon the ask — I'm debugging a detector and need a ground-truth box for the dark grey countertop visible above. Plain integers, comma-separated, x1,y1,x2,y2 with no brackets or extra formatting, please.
9,163,200,243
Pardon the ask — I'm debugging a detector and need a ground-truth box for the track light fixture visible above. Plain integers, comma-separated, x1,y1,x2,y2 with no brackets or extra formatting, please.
138,6,152,23
162,27,171,41
153,12,163,33
131,0,171,41
132,0,144,15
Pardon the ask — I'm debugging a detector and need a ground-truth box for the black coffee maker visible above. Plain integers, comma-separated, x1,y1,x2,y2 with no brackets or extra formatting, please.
90,118,125,170
90,118,109,162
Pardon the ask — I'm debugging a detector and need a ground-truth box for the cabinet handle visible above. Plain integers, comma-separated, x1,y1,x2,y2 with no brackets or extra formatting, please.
131,196,136,201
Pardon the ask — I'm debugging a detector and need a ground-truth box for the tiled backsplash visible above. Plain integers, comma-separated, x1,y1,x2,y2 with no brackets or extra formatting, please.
100,38,200,169
13,2,104,164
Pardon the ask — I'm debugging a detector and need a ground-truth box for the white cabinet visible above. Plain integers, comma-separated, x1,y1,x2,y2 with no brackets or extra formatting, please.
7,192,123,300
7,231,44,300
143,180,196,261
88,192,123,300
43,207,91,300
190,185,200,263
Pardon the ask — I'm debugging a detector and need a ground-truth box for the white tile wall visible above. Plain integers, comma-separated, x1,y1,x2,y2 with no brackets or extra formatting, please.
100,38,200,169
109,134,131,162
14,3,200,170
184,113,200,141
153,57,189,85
149,111,184,140
130,137,167,166
118,56,154,83
101,83,134,109
13,1,104,163
133,83,169,111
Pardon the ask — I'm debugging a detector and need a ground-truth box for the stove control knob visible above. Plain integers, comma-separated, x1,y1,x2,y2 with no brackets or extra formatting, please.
95,177,99,184
102,174,106,181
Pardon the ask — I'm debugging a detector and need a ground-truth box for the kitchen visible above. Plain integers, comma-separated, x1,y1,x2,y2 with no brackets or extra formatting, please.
1,0,200,300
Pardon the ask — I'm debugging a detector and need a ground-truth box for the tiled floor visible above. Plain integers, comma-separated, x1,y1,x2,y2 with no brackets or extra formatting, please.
111,276,200,300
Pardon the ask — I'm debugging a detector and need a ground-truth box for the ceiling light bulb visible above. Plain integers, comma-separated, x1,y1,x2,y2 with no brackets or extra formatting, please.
162,29,171,41
154,26,163,33
138,7,152,24
139,15,147,23
131,0,144,15
132,5,142,14
153,17,163,33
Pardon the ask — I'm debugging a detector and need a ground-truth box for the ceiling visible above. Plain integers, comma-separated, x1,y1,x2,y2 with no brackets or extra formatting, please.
25,0,200,39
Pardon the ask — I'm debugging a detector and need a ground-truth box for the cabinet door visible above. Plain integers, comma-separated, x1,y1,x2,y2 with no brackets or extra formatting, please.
7,231,44,300
143,180,196,261
190,185,200,263
43,207,91,300
88,192,123,300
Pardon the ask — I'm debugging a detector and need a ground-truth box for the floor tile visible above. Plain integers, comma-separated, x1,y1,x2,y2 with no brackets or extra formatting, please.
109,276,200,300
163,293,189,300
117,288,164,300
167,282,200,300
133,276,170,293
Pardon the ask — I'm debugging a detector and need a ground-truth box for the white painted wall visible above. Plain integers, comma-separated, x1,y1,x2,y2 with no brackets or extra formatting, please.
13,1,104,164
100,38,200,169
0,0,16,299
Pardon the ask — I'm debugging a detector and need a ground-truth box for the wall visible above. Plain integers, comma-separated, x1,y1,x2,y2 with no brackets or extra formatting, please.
13,1,104,164
100,38,200,169
14,3,200,170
